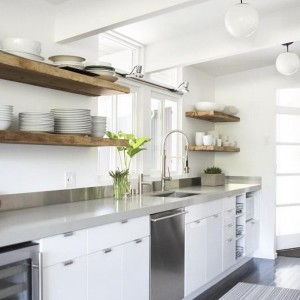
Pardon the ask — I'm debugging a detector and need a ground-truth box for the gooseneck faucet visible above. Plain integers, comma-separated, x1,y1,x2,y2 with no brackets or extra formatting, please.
161,130,190,191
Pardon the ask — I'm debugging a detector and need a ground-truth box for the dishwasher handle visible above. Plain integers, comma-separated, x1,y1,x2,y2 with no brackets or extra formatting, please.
151,210,187,222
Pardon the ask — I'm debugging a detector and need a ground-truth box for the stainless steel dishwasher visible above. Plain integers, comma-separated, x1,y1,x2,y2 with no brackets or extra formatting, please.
150,208,186,300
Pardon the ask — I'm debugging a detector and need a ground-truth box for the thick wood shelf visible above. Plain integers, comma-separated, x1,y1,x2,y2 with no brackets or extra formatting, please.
0,51,130,96
188,145,240,152
185,111,240,122
0,131,129,147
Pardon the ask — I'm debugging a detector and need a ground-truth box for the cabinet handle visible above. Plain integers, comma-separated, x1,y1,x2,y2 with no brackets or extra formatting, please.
227,224,233,228
195,220,201,224
63,232,73,237
121,220,128,224
251,221,256,224
228,209,233,213
213,214,219,218
104,248,112,254
63,260,74,266
228,238,233,242
135,239,142,244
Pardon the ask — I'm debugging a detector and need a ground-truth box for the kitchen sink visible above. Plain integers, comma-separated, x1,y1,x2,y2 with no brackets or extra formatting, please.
152,191,200,198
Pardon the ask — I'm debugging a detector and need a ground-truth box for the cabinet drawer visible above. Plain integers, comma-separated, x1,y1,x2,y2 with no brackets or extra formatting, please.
186,199,223,224
88,215,150,253
223,222,235,240
223,209,235,226
223,196,236,211
41,230,87,267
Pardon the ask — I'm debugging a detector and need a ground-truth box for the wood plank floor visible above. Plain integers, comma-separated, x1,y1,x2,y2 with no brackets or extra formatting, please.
195,257,300,300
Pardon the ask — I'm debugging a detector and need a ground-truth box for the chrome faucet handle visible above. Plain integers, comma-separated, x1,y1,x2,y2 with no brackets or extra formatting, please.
166,167,172,181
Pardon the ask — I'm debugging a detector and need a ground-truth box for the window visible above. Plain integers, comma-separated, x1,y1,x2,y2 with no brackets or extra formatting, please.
96,32,182,181
150,93,179,174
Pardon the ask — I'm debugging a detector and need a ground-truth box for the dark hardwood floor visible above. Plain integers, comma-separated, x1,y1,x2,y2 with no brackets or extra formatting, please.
195,256,300,300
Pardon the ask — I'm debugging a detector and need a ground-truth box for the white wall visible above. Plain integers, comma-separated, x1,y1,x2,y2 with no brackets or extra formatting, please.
182,66,215,176
214,64,300,259
0,0,100,194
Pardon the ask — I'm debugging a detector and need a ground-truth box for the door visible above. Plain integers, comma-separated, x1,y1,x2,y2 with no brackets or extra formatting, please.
43,256,87,300
123,237,150,300
276,89,300,250
184,218,207,296
88,246,122,300
206,213,223,281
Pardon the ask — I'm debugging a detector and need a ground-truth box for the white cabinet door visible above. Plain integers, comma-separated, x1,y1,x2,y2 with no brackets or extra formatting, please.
123,237,150,300
246,219,259,256
184,218,207,296
43,256,87,300
88,245,123,300
206,213,223,281
223,237,235,270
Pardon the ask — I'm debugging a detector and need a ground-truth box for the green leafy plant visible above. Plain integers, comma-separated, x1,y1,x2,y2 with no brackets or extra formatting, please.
204,166,222,174
106,131,151,171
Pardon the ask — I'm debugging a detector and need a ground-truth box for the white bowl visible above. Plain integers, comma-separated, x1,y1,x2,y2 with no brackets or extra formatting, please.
214,103,225,112
48,55,85,64
223,106,239,115
2,38,41,55
195,102,216,111
0,119,12,130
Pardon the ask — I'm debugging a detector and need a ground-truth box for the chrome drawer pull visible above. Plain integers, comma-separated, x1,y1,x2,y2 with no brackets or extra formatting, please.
227,224,233,228
104,248,112,254
121,220,128,224
228,238,233,242
213,214,219,218
63,232,73,237
135,239,142,244
63,260,74,266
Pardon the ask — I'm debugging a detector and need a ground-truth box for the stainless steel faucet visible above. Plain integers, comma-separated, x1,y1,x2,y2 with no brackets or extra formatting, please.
138,173,152,194
161,130,190,191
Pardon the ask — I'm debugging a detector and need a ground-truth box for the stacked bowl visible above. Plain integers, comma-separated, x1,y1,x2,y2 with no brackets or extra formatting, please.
0,105,13,130
51,108,92,135
1,37,44,61
84,62,117,82
91,116,107,137
19,112,54,133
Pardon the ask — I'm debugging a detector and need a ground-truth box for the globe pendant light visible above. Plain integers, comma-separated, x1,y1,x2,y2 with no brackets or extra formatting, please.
276,42,300,76
225,0,259,38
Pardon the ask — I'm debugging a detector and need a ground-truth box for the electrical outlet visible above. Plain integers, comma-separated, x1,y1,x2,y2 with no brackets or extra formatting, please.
65,172,76,188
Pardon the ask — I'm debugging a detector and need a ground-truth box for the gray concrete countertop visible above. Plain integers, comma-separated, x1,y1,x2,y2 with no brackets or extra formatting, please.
0,183,260,248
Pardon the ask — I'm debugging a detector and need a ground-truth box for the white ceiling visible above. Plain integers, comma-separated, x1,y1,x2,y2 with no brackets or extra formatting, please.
43,0,300,76
113,0,300,76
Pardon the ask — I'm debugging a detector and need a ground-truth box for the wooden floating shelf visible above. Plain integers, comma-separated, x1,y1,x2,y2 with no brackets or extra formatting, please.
185,111,240,122
0,131,129,147
0,51,130,96
188,145,240,152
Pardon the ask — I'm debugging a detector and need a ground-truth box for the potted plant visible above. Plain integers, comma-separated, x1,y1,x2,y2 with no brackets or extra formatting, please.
201,166,225,186
106,131,151,199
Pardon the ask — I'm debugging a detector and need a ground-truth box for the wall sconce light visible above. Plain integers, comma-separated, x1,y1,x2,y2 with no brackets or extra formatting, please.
225,0,259,38
276,42,300,76
126,65,144,78
177,82,190,94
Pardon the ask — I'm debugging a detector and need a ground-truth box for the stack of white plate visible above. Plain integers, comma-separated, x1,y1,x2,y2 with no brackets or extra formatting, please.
84,62,117,82
0,104,13,130
48,55,85,70
91,116,107,137
51,109,91,135
19,112,54,133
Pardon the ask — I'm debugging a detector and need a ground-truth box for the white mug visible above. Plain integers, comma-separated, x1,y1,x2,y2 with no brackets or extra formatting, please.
195,132,205,146
203,135,213,146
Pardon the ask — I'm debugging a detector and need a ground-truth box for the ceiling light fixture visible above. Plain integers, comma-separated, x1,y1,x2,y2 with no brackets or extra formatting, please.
225,0,259,38
126,65,144,78
276,42,300,76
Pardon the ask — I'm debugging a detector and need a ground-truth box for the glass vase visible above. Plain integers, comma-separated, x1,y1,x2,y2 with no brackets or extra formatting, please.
113,174,130,199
